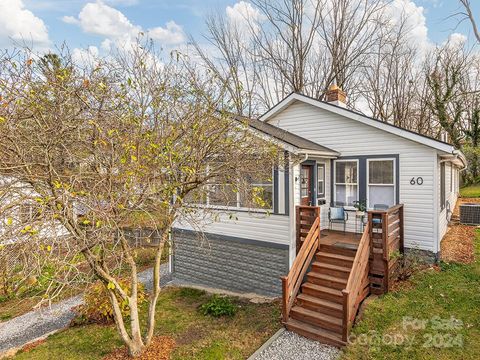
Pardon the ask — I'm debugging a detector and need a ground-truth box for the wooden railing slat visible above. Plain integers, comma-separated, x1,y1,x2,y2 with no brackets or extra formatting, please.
283,206,320,323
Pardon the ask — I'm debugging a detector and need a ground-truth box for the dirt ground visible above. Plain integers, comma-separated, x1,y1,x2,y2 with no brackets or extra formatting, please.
440,198,479,264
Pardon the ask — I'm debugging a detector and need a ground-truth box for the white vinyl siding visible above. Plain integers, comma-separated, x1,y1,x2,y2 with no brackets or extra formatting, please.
268,100,439,252
174,211,290,246
438,161,460,243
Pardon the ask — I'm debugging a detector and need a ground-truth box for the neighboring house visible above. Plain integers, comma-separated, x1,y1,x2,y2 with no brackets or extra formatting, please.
172,87,466,303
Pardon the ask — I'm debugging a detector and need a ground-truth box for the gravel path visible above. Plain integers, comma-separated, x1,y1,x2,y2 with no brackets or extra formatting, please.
253,331,341,360
0,264,171,355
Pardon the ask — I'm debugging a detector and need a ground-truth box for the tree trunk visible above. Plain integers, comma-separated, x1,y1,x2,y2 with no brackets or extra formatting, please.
145,230,167,345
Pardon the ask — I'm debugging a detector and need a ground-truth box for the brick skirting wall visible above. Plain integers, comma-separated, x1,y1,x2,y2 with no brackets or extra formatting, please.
172,229,289,297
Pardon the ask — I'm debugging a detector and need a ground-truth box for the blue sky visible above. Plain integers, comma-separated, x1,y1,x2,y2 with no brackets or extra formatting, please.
1,0,478,53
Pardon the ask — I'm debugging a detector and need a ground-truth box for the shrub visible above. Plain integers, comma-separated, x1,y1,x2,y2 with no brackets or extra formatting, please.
199,295,238,317
79,280,147,324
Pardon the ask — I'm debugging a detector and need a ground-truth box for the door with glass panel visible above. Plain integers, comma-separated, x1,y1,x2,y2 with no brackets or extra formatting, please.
300,165,313,205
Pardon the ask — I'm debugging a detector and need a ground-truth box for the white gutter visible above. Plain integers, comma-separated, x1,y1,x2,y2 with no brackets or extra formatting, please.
440,151,467,169
298,149,339,158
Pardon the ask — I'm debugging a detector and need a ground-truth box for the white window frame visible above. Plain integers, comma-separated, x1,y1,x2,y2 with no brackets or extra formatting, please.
366,158,396,209
317,162,326,199
333,159,359,206
197,166,274,212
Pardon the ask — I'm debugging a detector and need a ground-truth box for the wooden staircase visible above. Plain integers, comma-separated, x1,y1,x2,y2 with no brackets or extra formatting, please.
285,244,356,347
282,204,404,347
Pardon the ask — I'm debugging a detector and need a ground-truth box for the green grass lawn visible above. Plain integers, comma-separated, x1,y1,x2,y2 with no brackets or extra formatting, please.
342,229,480,360
460,184,480,198
12,287,281,360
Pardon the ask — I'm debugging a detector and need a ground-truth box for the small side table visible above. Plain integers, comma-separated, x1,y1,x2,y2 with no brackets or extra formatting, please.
355,211,366,234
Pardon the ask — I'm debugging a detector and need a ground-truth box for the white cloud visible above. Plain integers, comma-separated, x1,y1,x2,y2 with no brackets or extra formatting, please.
0,0,50,49
73,1,140,38
63,1,185,48
148,21,185,45
387,0,430,53
446,32,467,48
226,1,265,31
71,45,100,66
61,15,79,25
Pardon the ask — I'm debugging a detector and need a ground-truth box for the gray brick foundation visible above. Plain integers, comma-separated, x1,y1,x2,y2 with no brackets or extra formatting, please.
172,229,289,297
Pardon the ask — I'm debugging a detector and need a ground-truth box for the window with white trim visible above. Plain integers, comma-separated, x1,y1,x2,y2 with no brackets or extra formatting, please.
367,159,395,209
440,162,446,210
317,163,325,199
193,167,273,210
334,160,358,206
450,164,453,193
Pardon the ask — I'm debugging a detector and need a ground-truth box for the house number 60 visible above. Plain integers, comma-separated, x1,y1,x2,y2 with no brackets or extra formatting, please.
410,177,424,185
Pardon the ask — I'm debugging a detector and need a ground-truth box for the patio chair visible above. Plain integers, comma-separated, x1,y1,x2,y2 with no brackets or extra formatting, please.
328,206,349,234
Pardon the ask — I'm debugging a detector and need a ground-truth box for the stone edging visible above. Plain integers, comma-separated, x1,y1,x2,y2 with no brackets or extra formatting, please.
247,328,285,360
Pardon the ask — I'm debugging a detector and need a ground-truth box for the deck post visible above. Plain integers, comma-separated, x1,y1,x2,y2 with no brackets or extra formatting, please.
341,289,350,342
316,207,321,250
399,205,405,254
295,206,301,253
281,276,289,323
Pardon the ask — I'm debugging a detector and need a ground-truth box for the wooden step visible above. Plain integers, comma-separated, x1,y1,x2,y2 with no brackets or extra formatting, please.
316,251,354,267
307,272,348,290
301,283,343,303
311,262,351,278
290,305,343,333
285,319,346,347
319,244,357,257
296,293,343,317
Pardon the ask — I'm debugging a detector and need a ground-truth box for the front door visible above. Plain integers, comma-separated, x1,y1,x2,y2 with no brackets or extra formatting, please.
300,165,313,205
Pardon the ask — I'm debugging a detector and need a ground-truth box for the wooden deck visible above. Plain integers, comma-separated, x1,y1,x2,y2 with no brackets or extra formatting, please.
320,230,360,248
285,205,405,345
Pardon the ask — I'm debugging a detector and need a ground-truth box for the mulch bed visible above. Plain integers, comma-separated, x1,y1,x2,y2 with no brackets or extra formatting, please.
103,336,175,360
440,197,478,264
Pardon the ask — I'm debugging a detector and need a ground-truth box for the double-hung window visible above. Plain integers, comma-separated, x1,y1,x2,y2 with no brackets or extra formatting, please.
239,169,273,209
334,160,358,206
367,159,395,208
317,163,325,199
440,162,446,210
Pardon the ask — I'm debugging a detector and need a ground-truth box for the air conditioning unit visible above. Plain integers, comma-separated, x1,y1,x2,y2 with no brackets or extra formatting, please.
459,203,480,225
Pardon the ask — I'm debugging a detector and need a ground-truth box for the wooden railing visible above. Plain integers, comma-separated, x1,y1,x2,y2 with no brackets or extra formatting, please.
341,204,404,341
296,205,320,253
282,214,320,323
341,222,371,342
368,204,404,293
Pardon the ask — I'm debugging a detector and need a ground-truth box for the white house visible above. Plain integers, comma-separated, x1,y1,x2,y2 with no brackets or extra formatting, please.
173,89,466,298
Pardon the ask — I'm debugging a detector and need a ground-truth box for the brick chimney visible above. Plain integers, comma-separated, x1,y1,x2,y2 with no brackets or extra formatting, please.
325,84,346,107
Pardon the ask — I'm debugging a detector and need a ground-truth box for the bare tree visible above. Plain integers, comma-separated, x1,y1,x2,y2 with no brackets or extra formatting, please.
192,12,261,117
0,42,278,356
316,0,387,103
361,10,419,126
459,0,480,43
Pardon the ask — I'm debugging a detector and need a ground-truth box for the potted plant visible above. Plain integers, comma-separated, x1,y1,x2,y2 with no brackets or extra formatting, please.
353,200,367,215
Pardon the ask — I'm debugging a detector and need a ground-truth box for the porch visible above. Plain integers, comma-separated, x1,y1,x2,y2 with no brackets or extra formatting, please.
283,204,404,346
319,230,360,248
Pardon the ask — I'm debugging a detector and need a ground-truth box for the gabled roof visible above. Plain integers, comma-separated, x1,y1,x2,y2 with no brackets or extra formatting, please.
235,114,340,157
260,93,464,160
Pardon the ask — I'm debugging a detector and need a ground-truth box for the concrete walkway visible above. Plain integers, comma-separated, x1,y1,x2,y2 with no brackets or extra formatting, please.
0,265,171,356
